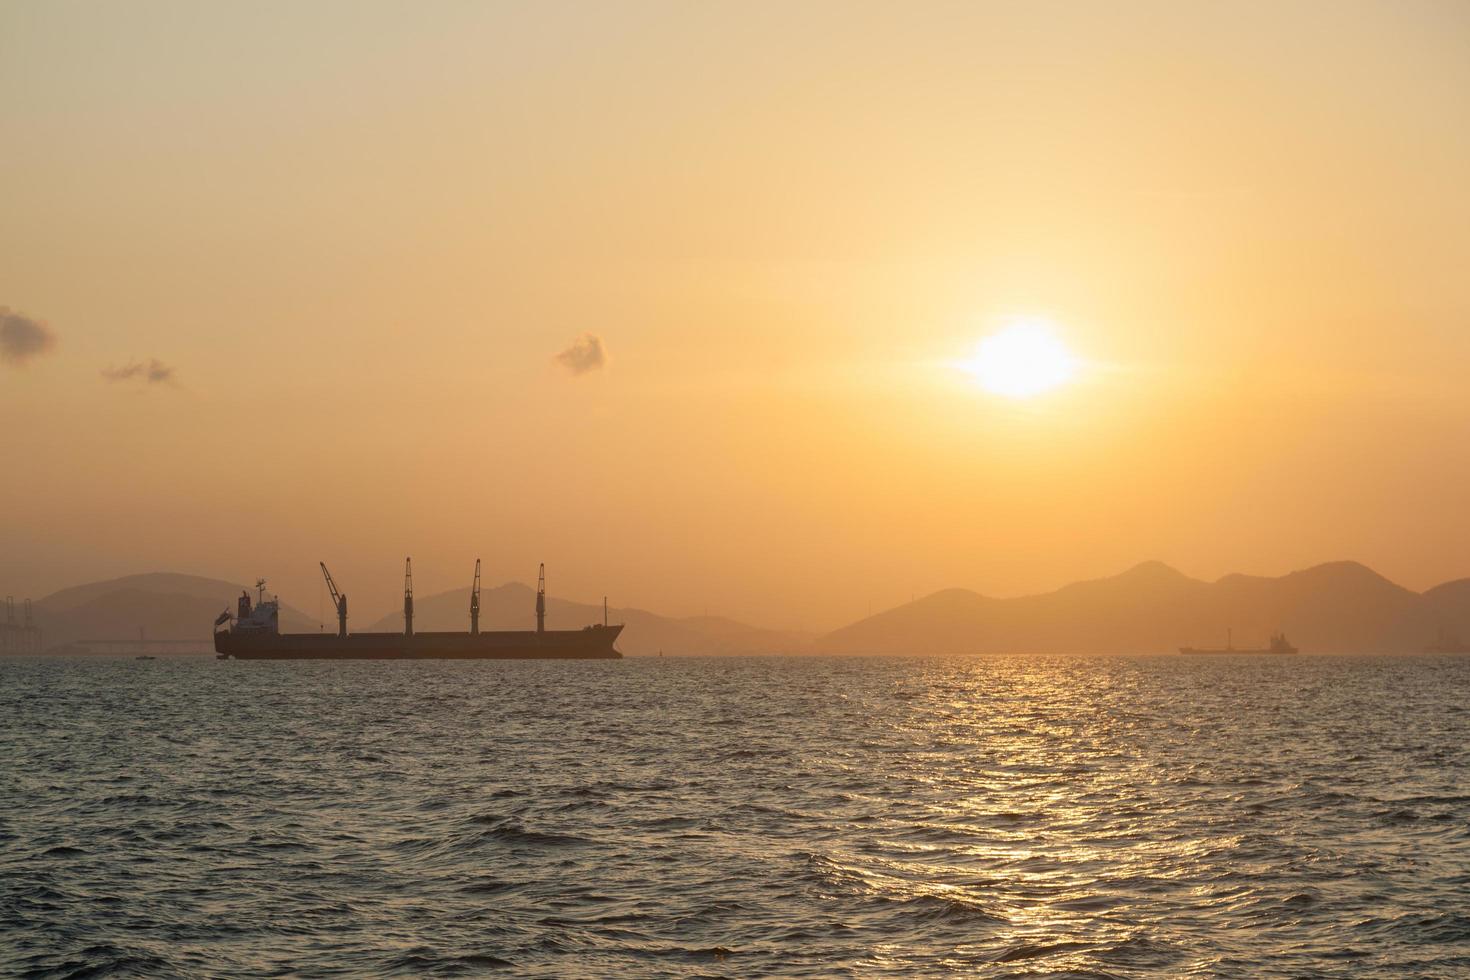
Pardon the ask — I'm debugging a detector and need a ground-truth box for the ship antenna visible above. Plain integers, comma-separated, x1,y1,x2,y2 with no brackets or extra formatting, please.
470,558,481,636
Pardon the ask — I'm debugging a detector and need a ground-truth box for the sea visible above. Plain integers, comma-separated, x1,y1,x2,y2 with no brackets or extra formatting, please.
3,654,1469,978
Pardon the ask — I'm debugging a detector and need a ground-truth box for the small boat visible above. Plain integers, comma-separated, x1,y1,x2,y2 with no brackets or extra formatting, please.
1181,629,1298,655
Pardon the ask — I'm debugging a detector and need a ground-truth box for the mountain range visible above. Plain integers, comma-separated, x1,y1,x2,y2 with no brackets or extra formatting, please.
23,573,317,650
812,560,1470,655
13,572,810,656
10,561,1470,656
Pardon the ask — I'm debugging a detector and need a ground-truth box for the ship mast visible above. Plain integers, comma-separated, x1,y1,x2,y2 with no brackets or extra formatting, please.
536,563,546,635
470,558,481,636
320,562,347,638
403,557,414,638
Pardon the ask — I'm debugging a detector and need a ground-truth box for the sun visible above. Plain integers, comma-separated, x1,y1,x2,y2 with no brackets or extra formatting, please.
958,319,1079,398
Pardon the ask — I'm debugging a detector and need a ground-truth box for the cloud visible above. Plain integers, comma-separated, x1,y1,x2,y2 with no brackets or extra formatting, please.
554,333,607,375
0,307,58,366
102,358,177,386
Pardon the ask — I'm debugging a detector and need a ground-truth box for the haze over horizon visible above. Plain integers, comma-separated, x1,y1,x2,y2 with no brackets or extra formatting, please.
5,1,1470,632
11,555,1470,644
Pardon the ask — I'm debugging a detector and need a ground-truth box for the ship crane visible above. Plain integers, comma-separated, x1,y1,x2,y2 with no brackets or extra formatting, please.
404,557,414,638
320,562,348,638
536,563,546,635
470,559,481,635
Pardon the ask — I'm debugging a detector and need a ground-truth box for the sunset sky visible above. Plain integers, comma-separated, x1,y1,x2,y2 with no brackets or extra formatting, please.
3,0,1469,630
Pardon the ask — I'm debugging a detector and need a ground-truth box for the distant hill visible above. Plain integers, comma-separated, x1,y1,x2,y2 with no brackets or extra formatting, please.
364,582,812,657
20,560,1470,658
812,560,1464,655
30,573,315,650
39,572,256,612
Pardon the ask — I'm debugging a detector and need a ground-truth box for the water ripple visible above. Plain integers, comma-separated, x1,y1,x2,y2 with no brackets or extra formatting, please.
3,655,1470,976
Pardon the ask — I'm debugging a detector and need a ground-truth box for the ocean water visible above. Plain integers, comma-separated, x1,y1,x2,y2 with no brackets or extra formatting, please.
3,655,1469,978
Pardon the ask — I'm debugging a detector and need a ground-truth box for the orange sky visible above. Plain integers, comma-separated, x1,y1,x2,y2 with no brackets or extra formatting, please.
3,1,1470,630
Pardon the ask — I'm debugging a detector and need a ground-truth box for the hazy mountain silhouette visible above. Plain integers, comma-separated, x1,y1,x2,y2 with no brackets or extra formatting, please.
365,582,812,656
39,572,256,611
812,561,1458,655
19,560,1470,657
31,573,314,649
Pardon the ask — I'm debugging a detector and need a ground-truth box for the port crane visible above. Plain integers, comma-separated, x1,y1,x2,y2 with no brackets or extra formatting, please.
536,563,546,635
470,559,481,635
404,557,414,638
320,562,348,638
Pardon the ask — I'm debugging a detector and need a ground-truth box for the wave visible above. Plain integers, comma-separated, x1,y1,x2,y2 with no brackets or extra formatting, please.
6,654,1470,976
469,820,588,848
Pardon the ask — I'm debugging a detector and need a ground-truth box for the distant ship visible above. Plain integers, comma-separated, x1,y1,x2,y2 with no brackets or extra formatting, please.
214,560,622,661
1180,629,1298,656
1424,629,1470,654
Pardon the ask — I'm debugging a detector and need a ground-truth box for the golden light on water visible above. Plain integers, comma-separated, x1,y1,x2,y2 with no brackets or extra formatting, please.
959,320,1079,399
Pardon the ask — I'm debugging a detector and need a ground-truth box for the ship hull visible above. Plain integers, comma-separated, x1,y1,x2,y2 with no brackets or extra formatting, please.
215,625,622,660
1179,647,1297,656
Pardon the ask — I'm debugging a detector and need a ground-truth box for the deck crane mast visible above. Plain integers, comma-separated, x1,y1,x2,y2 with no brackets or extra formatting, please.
403,558,414,638
320,562,348,638
470,559,481,635
535,563,546,635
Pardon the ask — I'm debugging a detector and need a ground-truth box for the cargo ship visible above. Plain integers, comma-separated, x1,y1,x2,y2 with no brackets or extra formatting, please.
1180,629,1297,656
214,560,622,660
1424,629,1470,654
